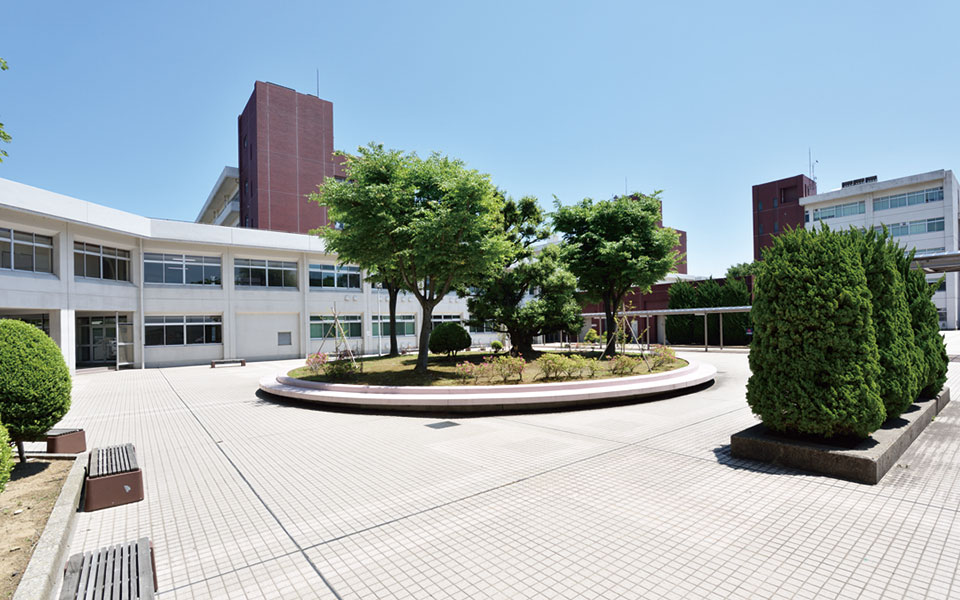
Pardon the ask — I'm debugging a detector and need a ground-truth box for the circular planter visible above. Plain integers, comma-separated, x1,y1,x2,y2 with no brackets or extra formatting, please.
259,360,717,413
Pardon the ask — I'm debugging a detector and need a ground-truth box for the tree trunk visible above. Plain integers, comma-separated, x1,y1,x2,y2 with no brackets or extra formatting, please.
415,303,436,373
387,285,400,357
508,329,535,358
603,296,617,358
16,440,26,463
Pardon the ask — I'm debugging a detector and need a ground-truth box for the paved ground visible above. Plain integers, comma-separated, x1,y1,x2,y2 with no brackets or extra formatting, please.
51,347,960,599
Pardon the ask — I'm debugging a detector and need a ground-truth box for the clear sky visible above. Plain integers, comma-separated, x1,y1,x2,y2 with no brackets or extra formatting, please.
2,1,958,277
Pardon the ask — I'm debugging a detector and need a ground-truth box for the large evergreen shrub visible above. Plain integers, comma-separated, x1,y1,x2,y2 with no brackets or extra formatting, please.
746,228,885,438
428,322,472,357
896,249,948,397
851,229,920,418
666,279,697,344
0,319,72,462
0,419,11,493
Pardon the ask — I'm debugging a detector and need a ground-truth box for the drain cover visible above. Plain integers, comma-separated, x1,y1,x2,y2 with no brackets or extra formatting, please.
425,421,459,429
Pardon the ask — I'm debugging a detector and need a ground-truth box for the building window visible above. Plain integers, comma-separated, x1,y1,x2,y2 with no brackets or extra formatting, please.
879,217,945,238
757,200,762,211
0,228,54,274
469,322,498,333
144,253,221,285
235,259,297,288
937,308,947,324
6,314,50,335
372,314,415,337
309,264,361,290
145,315,222,346
928,278,947,293
813,200,865,221
804,211,810,223
773,221,779,233
773,197,778,208
758,223,763,235
74,242,130,281
913,247,946,256
310,315,362,339
278,332,292,346
873,187,944,211
431,314,462,325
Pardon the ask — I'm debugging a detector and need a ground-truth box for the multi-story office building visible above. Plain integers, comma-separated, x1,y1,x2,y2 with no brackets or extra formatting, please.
802,169,959,328
752,174,817,261
0,178,494,372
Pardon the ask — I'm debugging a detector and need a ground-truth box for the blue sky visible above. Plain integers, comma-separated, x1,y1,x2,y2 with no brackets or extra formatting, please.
2,1,958,277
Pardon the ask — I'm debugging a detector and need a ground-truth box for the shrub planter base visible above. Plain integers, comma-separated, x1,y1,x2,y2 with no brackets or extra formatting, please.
731,387,951,484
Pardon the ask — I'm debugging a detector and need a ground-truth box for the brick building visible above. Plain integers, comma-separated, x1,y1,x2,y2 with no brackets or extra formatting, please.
752,174,817,261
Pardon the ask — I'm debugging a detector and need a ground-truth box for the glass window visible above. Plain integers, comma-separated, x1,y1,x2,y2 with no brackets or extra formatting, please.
145,315,222,346
0,229,54,274
874,187,943,211
74,242,130,281
310,315,362,339
373,315,416,337
310,264,361,290
235,258,294,288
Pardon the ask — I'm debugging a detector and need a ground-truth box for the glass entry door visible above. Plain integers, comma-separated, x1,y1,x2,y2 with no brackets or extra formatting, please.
77,314,129,367
116,316,134,369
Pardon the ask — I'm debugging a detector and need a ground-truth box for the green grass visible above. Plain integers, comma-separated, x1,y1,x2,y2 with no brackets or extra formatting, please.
288,351,687,387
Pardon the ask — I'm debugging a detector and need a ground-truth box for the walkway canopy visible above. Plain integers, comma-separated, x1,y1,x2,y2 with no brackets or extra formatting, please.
582,306,752,352
913,251,960,274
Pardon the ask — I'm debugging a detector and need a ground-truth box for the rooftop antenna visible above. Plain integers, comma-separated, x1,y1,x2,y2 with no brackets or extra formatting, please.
808,148,818,183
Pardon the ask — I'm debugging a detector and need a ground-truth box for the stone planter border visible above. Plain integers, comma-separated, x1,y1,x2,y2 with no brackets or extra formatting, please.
13,454,86,600
730,387,951,485
259,360,717,412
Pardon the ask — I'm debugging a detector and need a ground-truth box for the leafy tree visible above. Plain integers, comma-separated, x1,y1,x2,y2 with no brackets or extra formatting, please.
466,195,582,357
308,145,412,357
896,249,948,397
852,228,920,417
725,261,757,281
666,279,697,344
313,144,509,373
553,193,678,357
0,320,72,462
720,276,751,345
746,228,885,438
429,322,472,357
0,58,10,162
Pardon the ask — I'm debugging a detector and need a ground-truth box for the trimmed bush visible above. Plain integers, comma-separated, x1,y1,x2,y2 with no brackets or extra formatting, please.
428,322,472,357
0,320,72,461
583,328,602,345
896,249,948,397
746,228,885,438
853,229,920,418
0,419,12,493
490,340,504,353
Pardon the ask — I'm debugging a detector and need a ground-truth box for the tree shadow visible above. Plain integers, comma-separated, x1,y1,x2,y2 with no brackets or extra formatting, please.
10,460,51,482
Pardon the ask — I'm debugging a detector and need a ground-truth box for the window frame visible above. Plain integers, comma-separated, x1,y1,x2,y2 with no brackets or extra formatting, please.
144,315,223,346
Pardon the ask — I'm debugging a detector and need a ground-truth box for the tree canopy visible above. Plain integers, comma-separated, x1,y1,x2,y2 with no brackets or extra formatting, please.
553,193,678,356
312,143,510,372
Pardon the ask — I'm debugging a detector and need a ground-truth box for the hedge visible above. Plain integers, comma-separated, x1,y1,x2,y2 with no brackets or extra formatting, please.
666,277,751,345
746,228,885,438
0,419,12,493
896,249,948,397
0,319,72,460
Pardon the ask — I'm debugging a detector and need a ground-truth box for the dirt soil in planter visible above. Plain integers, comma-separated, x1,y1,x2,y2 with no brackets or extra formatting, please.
0,459,73,600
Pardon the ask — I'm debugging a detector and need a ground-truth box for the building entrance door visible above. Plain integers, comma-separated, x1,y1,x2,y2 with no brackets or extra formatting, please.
77,314,129,367
116,317,135,369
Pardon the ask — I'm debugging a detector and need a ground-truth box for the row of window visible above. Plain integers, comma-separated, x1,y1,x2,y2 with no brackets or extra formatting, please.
145,316,223,346
875,217,945,238
873,187,943,212
813,200,865,221
74,243,131,281
144,253,222,285
913,247,946,256
1,228,54,273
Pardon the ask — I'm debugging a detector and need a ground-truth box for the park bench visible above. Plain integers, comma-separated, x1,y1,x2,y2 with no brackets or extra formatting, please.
60,537,157,599
45,428,86,453
84,443,144,512
211,358,246,368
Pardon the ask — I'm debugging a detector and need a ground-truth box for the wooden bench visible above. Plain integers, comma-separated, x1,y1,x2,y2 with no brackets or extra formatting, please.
60,537,157,599
84,444,144,512
211,358,246,368
45,428,86,453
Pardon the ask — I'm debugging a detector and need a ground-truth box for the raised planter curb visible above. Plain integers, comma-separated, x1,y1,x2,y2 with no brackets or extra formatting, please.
260,360,717,412
730,387,951,485
12,455,86,600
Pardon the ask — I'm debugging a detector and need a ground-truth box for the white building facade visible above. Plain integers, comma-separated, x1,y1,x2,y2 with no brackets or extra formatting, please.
801,169,960,329
0,178,497,371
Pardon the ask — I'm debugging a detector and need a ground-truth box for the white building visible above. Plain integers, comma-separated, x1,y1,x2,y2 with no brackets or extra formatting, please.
801,169,960,329
0,178,497,371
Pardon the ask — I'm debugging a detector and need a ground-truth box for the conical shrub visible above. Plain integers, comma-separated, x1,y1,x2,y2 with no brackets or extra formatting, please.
896,249,948,397
747,227,885,438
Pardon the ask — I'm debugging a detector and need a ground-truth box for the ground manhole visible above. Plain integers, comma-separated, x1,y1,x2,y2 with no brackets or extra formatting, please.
425,421,459,429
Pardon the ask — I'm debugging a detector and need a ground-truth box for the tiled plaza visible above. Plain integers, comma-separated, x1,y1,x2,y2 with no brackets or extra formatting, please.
54,349,960,599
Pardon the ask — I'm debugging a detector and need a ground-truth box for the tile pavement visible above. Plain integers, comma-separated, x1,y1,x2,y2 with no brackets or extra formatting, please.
48,349,960,599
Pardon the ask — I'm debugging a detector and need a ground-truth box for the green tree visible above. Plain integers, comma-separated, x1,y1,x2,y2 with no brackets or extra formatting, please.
720,276,751,345
467,195,582,357
366,266,405,357
896,249,948,397
746,228,885,438
313,144,509,373
553,193,678,357
0,320,72,462
852,228,920,417
0,58,11,162
725,261,757,281
666,279,697,344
